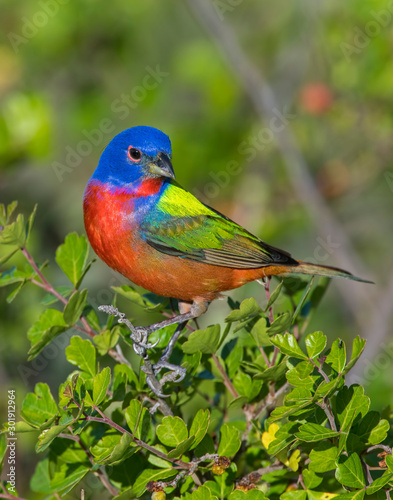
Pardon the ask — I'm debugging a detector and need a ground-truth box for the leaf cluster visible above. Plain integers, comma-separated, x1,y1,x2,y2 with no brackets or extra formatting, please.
1,202,392,500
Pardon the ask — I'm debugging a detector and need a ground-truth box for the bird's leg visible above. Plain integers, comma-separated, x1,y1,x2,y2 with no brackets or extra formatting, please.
152,298,205,382
134,298,209,336
152,320,188,381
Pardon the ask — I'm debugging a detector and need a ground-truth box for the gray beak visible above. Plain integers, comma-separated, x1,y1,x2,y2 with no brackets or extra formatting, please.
148,153,175,179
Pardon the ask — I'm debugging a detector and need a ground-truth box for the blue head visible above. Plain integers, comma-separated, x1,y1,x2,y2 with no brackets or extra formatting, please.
90,126,175,186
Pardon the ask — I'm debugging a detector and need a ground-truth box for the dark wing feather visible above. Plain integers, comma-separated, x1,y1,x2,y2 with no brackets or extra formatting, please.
142,211,298,269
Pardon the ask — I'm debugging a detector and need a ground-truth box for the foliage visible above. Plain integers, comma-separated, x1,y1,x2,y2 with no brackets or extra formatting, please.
1,204,392,500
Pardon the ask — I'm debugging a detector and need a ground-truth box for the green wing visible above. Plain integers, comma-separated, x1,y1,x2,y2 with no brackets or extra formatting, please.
141,181,296,269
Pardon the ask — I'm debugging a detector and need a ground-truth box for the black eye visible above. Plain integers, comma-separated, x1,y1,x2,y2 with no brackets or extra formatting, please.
128,147,142,161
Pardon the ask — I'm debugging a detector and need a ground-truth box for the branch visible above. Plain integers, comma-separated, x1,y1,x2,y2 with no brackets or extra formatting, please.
316,399,337,432
211,353,239,399
83,409,191,470
186,0,376,338
23,246,132,369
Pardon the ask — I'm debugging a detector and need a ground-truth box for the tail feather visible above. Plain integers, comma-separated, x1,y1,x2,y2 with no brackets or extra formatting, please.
290,260,373,284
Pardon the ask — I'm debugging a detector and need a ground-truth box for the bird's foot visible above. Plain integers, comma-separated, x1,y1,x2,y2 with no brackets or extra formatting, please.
130,326,159,356
153,359,186,383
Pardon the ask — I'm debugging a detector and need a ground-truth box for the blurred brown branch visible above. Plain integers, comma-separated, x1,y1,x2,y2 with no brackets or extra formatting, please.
187,0,393,383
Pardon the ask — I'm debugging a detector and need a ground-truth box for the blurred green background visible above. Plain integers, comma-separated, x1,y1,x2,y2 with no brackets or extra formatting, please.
1,0,393,496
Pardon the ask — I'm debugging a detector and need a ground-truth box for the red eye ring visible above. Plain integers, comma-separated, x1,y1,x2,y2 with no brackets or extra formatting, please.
128,146,142,161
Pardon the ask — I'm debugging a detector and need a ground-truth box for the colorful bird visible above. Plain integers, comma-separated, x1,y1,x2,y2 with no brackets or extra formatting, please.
84,126,370,337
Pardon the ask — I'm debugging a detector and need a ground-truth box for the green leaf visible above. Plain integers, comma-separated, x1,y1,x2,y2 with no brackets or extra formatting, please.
267,312,292,335
266,280,284,310
233,371,262,400
302,469,323,489
335,452,365,488
268,422,298,455
49,463,90,494
292,277,314,323
20,383,58,428
286,360,319,389
36,418,74,453
309,442,338,472
217,423,241,457
305,331,327,359
281,492,307,500
124,400,151,441
50,438,88,464
285,387,313,404
227,396,249,409
6,279,26,303
334,385,370,432
230,490,268,500
0,434,7,472
182,325,221,354
189,409,210,450
41,286,73,306
93,326,120,356
0,213,25,246
63,289,88,325
30,458,51,494
254,359,288,381
27,309,68,360
343,336,367,375
55,233,89,287
207,462,237,498
367,419,390,445
26,203,38,243
250,317,271,347
147,445,172,469
296,423,340,442
93,367,111,405
270,333,307,359
157,416,188,448
326,338,347,373
65,336,96,377
190,484,220,500
133,468,177,497
333,491,365,500
0,247,19,265
3,201,18,224
93,432,136,465
225,297,262,322
0,266,32,288
167,435,195,459
194,434,215,457
366,470,393,494
112,285,168,311
385,454,393,472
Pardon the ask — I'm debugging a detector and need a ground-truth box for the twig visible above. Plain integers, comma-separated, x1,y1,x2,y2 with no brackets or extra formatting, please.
23,246,132,368
263,278,274,325
364,445,392,455
316,399,337,432
310,358,330,383
253,382,290,420
360,456,373,486
83,411,190,470
238,462,284,487
211,353,239,399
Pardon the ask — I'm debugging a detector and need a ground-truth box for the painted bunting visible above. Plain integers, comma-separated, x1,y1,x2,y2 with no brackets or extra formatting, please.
83,126,370,334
